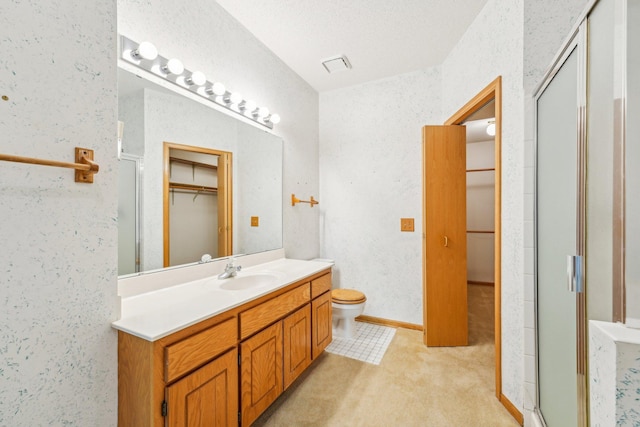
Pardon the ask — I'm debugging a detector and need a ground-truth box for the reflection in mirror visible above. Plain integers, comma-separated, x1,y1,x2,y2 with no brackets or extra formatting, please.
164,144,231,267
117,68,283,276
626,0,640,326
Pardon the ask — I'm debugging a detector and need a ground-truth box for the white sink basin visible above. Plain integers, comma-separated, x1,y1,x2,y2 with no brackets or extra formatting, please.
218,272,284,291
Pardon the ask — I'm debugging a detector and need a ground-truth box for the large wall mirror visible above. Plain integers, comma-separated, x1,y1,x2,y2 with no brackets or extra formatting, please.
117,68,283,276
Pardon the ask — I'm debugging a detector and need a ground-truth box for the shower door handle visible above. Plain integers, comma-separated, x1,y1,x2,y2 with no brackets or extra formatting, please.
566,255,584,293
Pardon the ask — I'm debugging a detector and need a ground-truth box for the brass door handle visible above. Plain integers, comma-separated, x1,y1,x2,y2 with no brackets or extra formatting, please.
444,236,449,247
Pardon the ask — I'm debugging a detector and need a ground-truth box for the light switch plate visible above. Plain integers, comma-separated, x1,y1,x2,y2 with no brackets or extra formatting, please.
400,218,414,232
251,216,259,227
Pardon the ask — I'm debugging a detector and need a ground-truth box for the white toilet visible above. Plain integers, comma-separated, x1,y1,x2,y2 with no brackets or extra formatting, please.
331,288,366,339
311,258,367,339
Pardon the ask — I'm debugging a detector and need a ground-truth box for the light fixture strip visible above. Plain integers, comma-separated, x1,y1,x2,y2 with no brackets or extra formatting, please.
119,35,279,129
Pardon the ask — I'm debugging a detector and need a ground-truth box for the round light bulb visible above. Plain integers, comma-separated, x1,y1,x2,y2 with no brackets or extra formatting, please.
132,41,158,60
486,123,496,136
257,107,270,118
242,99,256,112
229,92,243,105
162,58,184,75
269,113,281,124
211,82,226,96
187,71,206,86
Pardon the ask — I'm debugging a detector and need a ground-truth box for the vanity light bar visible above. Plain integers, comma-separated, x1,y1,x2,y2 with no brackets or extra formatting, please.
120,36,280,129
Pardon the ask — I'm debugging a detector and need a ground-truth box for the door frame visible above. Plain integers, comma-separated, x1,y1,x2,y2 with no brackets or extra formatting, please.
533,19,588,427
422,76,508,415
163,141,233,267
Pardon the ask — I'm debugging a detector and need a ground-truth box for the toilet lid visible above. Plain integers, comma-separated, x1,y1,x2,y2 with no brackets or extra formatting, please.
331,289,366,304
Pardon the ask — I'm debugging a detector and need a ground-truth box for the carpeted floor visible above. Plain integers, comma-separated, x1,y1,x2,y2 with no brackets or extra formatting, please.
253,285,519,427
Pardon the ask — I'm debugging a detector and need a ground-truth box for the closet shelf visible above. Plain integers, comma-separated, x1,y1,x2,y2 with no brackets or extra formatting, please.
170,157,217,170
169,182,217,193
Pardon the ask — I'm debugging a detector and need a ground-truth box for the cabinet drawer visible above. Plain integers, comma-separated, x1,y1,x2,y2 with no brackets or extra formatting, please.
240,283,310,339
165,317,236,383
311,272,332,299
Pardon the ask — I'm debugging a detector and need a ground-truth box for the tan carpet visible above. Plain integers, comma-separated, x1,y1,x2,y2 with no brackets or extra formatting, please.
253,285,519,427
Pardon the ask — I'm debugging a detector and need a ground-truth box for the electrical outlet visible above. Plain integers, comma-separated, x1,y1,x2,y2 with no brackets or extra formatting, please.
251,216,259,227
400,218,414,232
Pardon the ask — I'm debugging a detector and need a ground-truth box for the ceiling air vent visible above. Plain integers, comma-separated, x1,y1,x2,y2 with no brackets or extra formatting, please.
321,55,352,73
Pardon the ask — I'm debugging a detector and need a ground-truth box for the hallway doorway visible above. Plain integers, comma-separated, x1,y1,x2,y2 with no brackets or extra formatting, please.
422,77,518,422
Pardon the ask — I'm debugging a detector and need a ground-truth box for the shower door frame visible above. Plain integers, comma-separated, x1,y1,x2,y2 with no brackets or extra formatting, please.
533,19,589,427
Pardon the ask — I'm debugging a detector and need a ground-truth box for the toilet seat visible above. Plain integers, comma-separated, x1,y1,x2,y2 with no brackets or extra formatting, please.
331,289,366,305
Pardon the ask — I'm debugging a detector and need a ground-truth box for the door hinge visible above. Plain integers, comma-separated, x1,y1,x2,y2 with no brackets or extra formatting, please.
238,411,241,424
161,400,168,417
238,354,241,365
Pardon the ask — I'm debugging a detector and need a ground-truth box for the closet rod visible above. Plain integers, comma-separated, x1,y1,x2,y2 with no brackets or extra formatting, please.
466,168,495,172
169,183,217,193
467,230,495,234
0,147,99,183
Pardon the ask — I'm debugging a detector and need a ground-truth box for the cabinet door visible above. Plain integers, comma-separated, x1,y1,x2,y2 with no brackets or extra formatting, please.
166,348,238,427
240,322,283,427
311,291,332,359
283,304,312,390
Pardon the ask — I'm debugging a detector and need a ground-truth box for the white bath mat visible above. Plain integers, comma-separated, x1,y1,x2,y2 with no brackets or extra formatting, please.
325,321,396,365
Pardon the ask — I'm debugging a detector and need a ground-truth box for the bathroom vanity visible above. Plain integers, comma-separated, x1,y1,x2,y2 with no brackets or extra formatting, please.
113,254,333,427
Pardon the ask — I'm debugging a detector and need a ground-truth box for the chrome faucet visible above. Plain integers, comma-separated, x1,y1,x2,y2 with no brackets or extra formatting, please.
217,258,242,279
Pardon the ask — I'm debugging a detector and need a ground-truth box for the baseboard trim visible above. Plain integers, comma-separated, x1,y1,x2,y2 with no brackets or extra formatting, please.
468,280,495,286
356,315,423,331
499,393,524,425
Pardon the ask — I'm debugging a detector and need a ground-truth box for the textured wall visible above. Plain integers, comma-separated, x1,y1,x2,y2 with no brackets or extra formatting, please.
319,68,442,326
118,0,320,260
0,0,118,425
524,0,590,94
441,0,525,410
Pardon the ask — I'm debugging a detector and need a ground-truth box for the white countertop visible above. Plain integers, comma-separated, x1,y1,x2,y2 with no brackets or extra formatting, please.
111,258,332,342
590,320,640,345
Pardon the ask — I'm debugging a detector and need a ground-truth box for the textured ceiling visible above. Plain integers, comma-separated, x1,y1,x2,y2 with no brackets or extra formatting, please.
216,0,490,92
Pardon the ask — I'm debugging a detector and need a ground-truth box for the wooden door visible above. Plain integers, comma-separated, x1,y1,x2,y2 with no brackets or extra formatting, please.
311,291,332,359
283,304,312,390
240,322,283,427
423,125,468,346
165,348,238,427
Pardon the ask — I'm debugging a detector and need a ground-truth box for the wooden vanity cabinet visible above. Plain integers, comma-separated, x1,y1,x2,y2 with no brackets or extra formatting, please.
117,268,332,427
310,272,333,359
166,348,238,427
312,290,332,358
240,322,284,427
237,273,333,425
117,314,238,427
283,304,312,389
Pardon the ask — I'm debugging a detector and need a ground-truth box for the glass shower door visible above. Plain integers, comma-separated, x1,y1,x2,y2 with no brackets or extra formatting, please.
118,154,142,275
535,41,583,426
